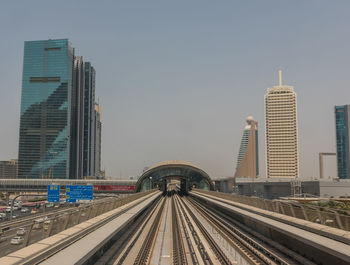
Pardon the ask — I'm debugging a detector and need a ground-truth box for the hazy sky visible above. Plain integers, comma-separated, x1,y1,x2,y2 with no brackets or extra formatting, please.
0,0,349,179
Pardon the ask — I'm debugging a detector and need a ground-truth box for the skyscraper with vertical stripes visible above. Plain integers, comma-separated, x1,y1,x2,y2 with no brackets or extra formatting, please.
335,105,350,179
265,71,299,178
18,39,101,179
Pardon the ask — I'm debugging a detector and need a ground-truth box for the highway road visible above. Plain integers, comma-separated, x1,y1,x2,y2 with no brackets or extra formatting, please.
0,195,123,258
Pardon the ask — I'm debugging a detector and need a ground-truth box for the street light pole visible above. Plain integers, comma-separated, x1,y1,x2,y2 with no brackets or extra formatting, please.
10,193,47,221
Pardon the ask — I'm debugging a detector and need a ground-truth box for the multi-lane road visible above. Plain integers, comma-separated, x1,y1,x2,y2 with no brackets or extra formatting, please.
0,202,75,257
0,195,124,258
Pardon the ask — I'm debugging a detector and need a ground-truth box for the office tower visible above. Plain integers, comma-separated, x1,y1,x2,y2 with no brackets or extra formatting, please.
265,70,299,178
18,39,99,179
70,56,85,179
234,116,259,178
83,62,96,177
93,103,102,178
0,159,18,179
335,105,350,179
18,39,74,179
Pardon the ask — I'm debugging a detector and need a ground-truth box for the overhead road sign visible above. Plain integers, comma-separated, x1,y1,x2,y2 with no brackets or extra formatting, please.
47,185,60,203
66,185,93,202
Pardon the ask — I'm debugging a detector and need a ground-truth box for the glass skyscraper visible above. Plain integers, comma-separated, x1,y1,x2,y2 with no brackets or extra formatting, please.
83,62,96,177
18,39,73,179
18,39,100,179
335,105,350,179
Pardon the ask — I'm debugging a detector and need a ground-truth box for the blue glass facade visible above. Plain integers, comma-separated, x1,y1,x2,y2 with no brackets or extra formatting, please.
18,39,100,179
18,39,73,179
335,105,350,179
236,130,250,168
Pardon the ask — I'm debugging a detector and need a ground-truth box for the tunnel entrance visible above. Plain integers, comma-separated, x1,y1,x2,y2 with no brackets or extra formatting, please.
135,160,215,193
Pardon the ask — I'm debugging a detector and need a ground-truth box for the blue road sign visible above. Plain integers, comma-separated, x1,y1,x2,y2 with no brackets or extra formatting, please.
66,185,93,202
47,185,60,203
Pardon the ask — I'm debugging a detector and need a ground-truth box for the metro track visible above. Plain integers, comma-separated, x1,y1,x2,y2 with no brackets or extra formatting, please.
6,189,349,265
100,190,310,265
97,191,330,265
186,195,315,265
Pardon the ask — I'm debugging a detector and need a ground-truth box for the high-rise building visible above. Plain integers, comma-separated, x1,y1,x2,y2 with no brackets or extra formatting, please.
93,103,102,178
83,62,96,177
18,39,74,179
70,56,85,179
265,70,299,178
335,105,350,179
0,159,18,179
18,39,100,179
234,116,259,178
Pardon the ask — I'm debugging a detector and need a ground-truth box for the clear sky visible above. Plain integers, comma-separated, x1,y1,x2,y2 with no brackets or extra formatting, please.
0,0,349,179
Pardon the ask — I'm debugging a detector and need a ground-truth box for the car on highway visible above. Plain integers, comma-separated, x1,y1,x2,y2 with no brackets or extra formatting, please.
33,217,47,229
5,207,11,213
13,206,19,211
16,228,26,236
10,236,24,245
43,220,51,230
21,207,29,213
0,213,6,218
9,200,21,206
0,231,6,243
31,208,38,214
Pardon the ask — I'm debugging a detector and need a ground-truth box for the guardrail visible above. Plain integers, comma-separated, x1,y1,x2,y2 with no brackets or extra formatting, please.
195,189,350,231
0,190,156,258
191,191,350,265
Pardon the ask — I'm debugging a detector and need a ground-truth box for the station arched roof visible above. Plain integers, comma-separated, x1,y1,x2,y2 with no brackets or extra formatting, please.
135,160,215,192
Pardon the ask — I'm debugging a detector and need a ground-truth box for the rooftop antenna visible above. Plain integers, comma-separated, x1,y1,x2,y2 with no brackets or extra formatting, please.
278,69,282,86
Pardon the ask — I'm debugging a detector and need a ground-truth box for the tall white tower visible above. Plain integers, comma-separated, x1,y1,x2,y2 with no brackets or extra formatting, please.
265,70,299,178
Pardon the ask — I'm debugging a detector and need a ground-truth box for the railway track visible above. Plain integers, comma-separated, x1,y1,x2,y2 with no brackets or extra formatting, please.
186,195,313,265
81,190,341,265
104,192,235,264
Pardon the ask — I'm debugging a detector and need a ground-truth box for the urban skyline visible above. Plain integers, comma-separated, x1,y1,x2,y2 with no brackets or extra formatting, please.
0,1,349,178
0,2,349,264
15,41,343,180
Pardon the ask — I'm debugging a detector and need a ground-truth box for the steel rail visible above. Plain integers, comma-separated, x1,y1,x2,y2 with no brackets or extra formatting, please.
189,195,316,265
179,195,233,265
172,195,188,265
94,196,162,264
110,196,164,265
173,194,199,265
188,196,280,265
133,197,166,264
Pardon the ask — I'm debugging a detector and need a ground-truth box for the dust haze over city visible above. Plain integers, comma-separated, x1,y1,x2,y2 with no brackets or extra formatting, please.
0,1,349,179
2,1,350,265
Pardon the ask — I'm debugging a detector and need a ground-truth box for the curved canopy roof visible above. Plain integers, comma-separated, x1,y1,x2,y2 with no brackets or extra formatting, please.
135,160,214,192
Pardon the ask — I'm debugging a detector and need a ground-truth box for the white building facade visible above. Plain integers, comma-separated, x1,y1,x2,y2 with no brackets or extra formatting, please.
265,71,299,178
